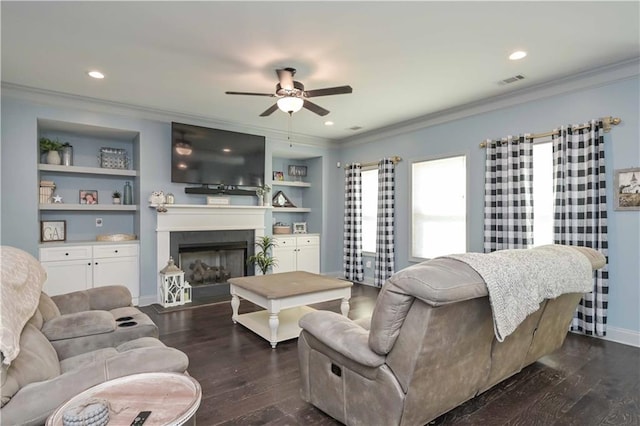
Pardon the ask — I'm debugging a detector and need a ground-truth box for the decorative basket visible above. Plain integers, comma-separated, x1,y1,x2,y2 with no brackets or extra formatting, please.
273,225,291,234
99,147,129,169
96,233,137,242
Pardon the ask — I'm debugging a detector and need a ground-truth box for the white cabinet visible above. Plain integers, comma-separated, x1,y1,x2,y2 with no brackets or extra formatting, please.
272,234,320,274
40,243,140,303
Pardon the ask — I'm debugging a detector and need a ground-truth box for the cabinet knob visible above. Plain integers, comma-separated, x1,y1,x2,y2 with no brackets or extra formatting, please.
65,253,69,256
95,262,98,265
88,262,91,266
114,250,118,253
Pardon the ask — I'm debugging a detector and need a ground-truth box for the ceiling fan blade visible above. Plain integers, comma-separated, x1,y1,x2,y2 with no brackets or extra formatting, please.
226,91,275,97
303,100,330,116
276,68,295,91
304,85,353,98
259,104,279,117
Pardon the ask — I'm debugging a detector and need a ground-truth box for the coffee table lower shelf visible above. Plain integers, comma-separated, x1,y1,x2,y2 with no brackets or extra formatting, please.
235,306,315,346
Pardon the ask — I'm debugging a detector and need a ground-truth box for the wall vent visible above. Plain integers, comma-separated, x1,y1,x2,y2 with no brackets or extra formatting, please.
498,74,525,85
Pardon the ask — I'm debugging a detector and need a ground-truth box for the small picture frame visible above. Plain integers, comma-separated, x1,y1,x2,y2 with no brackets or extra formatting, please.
41,220,66,242
614,167,640,211
273,171,284,181
79,190,98,205
293,222,308,234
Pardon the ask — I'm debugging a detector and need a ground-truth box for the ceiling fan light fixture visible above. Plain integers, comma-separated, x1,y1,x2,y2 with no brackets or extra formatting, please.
175,141,192,156
277,97,304,114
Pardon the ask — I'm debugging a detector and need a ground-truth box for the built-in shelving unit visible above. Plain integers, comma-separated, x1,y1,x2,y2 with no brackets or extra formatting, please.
37,118,141,244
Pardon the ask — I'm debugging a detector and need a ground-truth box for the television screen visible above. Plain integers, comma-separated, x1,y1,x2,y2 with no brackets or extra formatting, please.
171,122,265,188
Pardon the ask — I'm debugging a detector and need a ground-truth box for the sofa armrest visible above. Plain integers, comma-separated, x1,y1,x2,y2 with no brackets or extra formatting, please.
299,311,385,368
41,311,115,341
52,286,132,314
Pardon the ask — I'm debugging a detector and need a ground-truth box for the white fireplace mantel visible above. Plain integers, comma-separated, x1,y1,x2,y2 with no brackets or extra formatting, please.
153,204,270,303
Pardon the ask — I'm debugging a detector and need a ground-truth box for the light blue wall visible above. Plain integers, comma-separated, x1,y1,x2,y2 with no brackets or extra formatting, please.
0,93,334,302
329,76,640,335
2,74,638,338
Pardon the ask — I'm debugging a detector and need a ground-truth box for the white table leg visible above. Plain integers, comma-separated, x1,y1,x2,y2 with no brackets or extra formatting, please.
340,296,351,317
231,290,240,324
268,312,280,349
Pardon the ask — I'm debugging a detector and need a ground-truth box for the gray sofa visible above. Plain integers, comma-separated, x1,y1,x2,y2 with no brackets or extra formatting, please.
0,246,189,426
298,245,605,426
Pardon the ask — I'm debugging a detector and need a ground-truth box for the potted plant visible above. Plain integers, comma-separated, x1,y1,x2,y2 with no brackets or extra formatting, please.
112,191,122,204
255,184,271,206
246,235,277,275
39,137,64,165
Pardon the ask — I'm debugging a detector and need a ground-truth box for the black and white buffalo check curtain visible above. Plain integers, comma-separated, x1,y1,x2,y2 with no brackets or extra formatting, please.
553,120,609,336
374,158,396,287
343,163,364,282
483,135,534,253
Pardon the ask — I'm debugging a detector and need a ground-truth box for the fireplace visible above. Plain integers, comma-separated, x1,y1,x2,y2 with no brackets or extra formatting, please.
179,242,247,285
153,204,268,305
170,230,255,300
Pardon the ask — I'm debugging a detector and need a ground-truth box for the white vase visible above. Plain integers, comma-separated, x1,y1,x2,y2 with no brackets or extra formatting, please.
46,150,61,165
113,198,121,205
257,196,264,206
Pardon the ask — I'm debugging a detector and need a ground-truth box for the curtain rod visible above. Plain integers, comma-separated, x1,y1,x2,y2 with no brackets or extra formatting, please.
479,116,621,148
344,156,402,169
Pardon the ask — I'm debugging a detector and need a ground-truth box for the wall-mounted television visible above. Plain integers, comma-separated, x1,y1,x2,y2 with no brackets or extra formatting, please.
171,122,265,190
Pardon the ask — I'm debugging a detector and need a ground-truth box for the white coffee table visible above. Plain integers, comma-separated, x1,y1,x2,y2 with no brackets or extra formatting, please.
229,271,352,348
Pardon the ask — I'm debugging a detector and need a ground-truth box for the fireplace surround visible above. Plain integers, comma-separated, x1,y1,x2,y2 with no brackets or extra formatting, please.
154,205,269,303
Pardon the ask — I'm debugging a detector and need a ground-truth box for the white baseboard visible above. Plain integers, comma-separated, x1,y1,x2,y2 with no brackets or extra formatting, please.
597,326,640,348
137,294,158,307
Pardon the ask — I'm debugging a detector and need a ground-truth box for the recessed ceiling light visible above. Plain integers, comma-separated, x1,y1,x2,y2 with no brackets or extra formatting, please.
509,51,527,61
222,148,231,153
324,121,334,126
88,70,105,79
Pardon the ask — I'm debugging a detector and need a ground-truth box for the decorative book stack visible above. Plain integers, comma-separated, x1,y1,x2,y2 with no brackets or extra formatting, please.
39,180,56,204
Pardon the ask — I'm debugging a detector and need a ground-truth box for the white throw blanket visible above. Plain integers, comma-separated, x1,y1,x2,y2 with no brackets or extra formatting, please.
445,245,593,342
1,246,46,364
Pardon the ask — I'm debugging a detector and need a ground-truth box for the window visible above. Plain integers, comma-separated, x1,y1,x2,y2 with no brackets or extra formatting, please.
532,141,554,246
411,155,466,260
361,168,378,253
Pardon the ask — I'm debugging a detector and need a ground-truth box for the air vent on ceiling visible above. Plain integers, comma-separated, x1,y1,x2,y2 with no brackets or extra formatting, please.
349,126,363,131
498,74,525,85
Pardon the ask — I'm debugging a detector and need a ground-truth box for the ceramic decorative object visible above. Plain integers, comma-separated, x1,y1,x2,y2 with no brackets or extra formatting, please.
47,150,62,165
148,190,165,205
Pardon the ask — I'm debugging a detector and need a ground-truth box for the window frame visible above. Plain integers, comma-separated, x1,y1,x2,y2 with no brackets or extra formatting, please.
409,152,469,263
360,166,379,256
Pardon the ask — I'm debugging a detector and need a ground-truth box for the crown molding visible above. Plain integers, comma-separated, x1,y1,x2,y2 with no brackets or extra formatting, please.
338,58,640,148
0,82,332,149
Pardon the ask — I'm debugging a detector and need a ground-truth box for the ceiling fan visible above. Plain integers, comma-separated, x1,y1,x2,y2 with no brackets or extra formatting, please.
225,67,352,117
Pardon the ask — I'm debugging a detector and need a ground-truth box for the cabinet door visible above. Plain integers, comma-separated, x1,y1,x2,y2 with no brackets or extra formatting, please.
272,237,297,274
41,260,92,296
92,256,139,299
296,245,320,274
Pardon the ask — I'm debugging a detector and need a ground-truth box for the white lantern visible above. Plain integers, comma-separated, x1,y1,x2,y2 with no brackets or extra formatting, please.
159,257,192,307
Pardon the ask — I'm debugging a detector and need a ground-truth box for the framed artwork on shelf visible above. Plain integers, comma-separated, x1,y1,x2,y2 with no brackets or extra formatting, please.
293,222,308,234
288,165,307,180
41,220,66,242
273,171,284,181
614,167,640,211
79,189,98,205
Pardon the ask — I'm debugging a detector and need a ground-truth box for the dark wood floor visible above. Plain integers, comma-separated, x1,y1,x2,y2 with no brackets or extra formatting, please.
140,284,640,426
